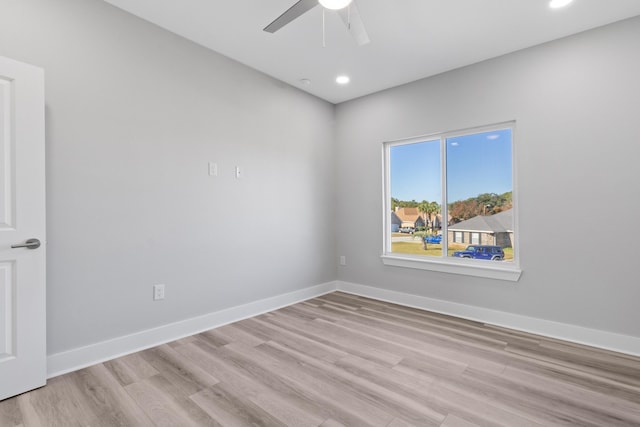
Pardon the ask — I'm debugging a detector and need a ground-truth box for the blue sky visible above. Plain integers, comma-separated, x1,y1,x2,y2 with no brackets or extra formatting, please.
390,129,512,203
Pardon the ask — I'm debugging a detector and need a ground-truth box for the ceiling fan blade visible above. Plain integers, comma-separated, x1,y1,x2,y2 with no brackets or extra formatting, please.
264,0,319,33
337,1,370,45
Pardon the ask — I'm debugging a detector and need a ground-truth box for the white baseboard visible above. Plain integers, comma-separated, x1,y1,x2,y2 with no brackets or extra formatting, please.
47,281,338,378
336,281,640,357
48,279,640,378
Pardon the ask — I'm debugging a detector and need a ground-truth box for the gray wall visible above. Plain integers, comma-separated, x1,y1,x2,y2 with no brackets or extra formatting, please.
0,0,336,355
1,0,638,357
335,16,640,338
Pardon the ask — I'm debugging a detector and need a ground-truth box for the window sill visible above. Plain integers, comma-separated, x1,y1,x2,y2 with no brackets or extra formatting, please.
381,254,522,282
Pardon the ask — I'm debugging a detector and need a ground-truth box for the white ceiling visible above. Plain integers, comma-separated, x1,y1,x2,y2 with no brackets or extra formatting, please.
102,0,640,104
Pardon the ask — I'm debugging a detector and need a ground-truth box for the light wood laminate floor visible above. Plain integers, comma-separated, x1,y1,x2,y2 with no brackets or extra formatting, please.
2,292,640,426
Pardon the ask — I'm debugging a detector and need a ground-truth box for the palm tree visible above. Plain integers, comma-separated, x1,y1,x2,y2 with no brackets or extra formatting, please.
418,200,441,233
418,200,430,231
427,201,440,232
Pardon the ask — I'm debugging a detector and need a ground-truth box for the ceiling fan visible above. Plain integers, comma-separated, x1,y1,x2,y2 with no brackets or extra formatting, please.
264,0,370,46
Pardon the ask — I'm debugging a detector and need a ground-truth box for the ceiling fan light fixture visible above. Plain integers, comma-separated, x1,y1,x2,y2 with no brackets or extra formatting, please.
318,0,353,11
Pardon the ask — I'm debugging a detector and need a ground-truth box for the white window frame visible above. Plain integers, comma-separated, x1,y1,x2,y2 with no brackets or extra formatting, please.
381,122,521,282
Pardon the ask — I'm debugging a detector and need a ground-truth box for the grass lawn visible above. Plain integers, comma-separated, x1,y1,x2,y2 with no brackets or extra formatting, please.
391,242,455,257
391,241,514,260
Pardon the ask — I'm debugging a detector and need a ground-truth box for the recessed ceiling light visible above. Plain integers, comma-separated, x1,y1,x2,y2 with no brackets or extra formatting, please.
336,75,350,85
300,78,311,85
318,0,353,10
549,0,573,9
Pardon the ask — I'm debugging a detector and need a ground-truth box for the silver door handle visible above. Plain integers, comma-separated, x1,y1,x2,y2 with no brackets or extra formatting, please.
11,238,41,249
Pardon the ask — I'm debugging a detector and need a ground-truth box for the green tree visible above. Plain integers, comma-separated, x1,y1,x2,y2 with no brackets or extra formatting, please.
391,197,400,211
398,199,419,208
418,200,440,231
418,200,429,231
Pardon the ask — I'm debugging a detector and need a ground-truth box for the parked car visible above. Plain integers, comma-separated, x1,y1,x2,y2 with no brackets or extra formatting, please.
399,227,415,234
423,234,442,244
453,245,504,260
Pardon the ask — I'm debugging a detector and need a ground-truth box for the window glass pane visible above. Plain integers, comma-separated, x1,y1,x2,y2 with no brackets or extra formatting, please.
446,129,513,261
389,140,442,257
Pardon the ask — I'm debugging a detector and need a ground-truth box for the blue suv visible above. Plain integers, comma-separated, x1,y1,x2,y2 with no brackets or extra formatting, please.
453,245,504,261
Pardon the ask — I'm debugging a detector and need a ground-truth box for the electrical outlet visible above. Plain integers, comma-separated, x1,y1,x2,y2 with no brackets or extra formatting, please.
208,162,217,176
153,284,165,301
340,256,346,266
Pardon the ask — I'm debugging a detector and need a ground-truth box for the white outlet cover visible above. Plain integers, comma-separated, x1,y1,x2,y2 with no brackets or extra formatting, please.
153,284,165,300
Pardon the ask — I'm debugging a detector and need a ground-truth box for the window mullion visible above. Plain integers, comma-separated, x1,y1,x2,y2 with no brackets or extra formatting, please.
441,135,448,258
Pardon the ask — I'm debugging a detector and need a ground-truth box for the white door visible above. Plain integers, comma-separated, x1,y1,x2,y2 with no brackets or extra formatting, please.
0,56,46,400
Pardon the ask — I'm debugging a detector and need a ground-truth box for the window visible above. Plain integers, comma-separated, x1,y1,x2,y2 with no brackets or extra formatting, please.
470,232,480,245
382,123,520,281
